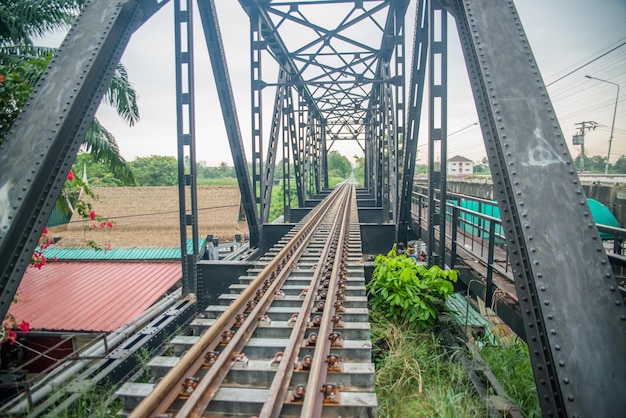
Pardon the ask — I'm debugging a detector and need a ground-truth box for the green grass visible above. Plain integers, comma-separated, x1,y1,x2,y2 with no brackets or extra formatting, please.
371,311,486,417
51,383,122,418
480,339,541,417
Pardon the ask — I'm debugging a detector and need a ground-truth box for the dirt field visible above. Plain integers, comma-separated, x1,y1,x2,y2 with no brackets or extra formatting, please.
50,186,249,248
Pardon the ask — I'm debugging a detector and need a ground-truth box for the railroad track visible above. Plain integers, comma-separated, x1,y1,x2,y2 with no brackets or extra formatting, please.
117,184,376,417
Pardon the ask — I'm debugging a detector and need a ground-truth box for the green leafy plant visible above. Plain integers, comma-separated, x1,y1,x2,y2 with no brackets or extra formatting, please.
367,246,458,328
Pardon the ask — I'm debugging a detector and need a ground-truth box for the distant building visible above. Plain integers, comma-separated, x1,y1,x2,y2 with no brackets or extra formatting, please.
447,155,474,176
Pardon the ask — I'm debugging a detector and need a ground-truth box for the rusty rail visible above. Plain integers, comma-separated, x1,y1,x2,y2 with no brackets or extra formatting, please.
129,184,353,417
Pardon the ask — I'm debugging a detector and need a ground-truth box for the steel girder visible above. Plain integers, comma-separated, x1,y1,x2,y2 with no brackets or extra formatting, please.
398,0,428,243
174,0,199,298
448,0,626,415
0,0,169,322
239,1,407,209
427,0,447,267
196,0,260,246
260,69,287,224
286,88,304,207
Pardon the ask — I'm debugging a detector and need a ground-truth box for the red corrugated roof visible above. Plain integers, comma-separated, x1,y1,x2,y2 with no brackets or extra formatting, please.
8,262,182,332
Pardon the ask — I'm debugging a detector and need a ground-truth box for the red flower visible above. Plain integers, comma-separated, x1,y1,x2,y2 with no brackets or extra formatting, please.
67,170,75,181
53,256,58,261
90,210,96,221
18,321,30,333
6,329,16,344
0,74,5,84
42,227,48,235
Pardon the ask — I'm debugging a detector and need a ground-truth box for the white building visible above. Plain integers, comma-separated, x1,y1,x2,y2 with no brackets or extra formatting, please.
447,155,474,176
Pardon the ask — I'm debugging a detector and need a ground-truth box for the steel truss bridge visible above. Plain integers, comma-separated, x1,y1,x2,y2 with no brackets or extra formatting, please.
0,0,624,416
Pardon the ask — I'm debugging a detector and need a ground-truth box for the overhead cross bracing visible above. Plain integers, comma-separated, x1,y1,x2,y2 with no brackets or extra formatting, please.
239,0,408,226
0,0,624,417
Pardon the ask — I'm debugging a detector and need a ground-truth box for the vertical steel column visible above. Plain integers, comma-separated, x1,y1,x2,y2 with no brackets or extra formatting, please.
427,0,447,267
287,89,304,207
450,205,459,268
398,0,428,243
450,0,626,414
364,116,374,192
305,113,315,198
298,95,307,201
261,70,287,223
321,121,329,189
382,62,396,222
371,85,384,209
313,119,321,194
197,0,260,245
394,3,406,224
174,0,199,298
250,9,264,217
282,83,291,211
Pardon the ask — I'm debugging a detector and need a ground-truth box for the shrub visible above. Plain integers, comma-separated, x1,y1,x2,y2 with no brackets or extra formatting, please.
367,246,457,328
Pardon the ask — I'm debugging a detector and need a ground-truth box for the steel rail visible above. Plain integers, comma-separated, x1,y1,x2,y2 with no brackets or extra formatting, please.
176,195,346,417
129,186,349,417
300,186,353,417
259,184,353,418
177,185,352,417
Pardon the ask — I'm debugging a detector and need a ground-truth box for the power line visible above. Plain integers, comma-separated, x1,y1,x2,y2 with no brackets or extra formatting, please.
98,203,241,221
546,40,626,87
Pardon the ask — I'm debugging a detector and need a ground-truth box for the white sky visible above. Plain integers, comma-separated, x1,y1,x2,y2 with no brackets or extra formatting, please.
42,0,626,167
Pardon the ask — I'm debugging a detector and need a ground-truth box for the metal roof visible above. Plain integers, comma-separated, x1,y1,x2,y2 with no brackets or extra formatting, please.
42,239,206,261
8,262,181,332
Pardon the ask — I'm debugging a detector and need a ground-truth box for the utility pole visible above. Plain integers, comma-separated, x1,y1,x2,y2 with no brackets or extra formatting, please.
573,121,597,172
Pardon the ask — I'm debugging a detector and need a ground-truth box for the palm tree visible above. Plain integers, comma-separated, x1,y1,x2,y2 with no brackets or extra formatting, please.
0,0,137,184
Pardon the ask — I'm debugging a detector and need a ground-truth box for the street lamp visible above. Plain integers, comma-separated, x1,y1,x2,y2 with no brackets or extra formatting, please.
585,75,620,175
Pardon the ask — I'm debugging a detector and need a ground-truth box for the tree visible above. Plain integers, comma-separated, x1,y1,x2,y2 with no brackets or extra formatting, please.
129,155,178,186
0,0,137,184
327,151,352,179
612,155,626,174
353,154,365,186
71,153,134,187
